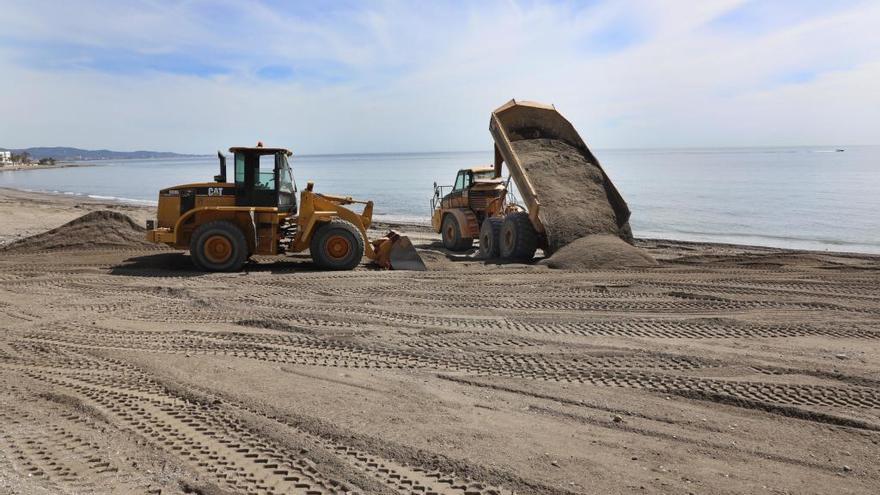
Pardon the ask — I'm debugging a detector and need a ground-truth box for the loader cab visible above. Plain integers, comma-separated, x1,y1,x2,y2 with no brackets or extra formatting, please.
229,145,297,213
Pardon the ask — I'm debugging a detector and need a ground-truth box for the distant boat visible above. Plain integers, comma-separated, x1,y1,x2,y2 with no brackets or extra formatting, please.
835,148,845,152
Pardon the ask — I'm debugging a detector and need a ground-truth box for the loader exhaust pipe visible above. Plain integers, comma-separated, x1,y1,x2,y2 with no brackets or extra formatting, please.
215,151,227,183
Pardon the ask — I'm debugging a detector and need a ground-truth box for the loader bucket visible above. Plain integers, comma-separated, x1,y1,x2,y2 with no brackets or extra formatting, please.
371,231,427,271
387,236,427,271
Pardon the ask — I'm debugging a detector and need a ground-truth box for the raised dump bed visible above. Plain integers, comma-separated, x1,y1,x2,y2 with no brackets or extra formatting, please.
490,99,632,255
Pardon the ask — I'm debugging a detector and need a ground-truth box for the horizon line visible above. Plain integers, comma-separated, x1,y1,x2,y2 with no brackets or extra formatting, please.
4,143,874,159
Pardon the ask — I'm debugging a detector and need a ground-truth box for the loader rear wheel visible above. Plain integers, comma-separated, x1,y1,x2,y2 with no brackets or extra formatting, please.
441,214,473,252
310,220,364,270
190,221,247,272
479,217,503,259
499,212,538,261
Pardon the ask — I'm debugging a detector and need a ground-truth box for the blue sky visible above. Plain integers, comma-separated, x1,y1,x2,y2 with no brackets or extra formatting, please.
1,0,878,153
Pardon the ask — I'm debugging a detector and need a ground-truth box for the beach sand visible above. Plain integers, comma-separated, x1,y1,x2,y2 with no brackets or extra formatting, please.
1,187,879,494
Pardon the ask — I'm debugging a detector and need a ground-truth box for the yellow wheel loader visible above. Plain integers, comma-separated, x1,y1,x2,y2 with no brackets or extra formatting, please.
146,143,425,271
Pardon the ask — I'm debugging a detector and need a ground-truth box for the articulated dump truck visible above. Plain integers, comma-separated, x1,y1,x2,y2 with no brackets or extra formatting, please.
432,99,632,260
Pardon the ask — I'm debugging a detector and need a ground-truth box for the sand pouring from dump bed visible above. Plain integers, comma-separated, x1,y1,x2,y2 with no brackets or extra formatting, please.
1,210,153,252
510,138,633,254
539,234,657,269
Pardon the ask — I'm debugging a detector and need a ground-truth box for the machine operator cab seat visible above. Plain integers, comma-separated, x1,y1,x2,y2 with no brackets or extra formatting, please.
221,143,297,214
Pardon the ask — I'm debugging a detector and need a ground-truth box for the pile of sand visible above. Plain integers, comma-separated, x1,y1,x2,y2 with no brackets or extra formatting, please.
539,234,657,270
511,138,632,254
2,210,153,252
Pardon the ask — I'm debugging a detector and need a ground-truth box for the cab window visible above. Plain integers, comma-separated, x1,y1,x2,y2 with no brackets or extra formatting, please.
256,155,275,190
453,171,466,191
235,154,245,183
277,154,295,194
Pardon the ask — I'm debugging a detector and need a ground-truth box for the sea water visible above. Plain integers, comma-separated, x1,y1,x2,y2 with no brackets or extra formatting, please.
1,146,878,254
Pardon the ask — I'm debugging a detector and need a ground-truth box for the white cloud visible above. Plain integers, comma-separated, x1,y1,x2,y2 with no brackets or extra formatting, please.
1,0,878,153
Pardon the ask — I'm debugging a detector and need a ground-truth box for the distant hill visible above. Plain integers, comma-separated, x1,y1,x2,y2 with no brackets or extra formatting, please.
0,147,199,161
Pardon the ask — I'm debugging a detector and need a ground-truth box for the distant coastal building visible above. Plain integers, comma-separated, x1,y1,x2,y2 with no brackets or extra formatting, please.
0,151,11,165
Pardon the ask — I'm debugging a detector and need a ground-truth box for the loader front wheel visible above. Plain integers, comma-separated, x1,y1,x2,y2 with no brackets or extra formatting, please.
310,220,364,270
499,212,538,261
190,221,248,272
441,214,473,252
479,217,503,259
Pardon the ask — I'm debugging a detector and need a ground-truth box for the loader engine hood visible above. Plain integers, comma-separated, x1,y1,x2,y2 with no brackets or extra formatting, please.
160,182,235,196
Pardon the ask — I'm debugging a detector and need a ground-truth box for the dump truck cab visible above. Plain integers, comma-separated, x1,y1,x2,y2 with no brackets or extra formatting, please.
431,166,508,252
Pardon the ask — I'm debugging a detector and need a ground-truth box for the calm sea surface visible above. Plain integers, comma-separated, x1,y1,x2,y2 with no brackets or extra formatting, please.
1,146,878,254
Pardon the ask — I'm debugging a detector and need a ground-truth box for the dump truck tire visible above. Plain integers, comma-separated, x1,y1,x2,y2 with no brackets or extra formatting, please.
479,217,503,259
310,219,364,270
441,214,472,252
500,212,538,261
190,220,248,272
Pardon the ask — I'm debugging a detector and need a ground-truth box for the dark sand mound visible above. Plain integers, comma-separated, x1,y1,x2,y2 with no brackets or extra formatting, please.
540,234,657,269
2,210,153,252
511,138,631,254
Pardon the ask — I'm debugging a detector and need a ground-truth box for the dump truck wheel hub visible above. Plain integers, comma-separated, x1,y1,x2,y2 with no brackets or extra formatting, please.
204,235,233,263
325,235,352,259
445,226,454,241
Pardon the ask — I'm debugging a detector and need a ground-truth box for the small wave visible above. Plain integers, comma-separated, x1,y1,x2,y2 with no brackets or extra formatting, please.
658,228,879,247
637,229,880,254
86,194,157,206
373,214,431,226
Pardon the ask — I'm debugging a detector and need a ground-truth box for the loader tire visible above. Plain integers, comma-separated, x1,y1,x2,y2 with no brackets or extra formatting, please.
441,214,473,252
190,220,248,272
479,217,503,259
310,219,364,270
499,212,538,261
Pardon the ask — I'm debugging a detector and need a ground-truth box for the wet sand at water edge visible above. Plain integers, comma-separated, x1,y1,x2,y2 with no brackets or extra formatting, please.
1,187,879,494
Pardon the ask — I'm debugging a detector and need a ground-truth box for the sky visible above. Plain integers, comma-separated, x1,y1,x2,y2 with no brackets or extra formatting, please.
1,0,879,154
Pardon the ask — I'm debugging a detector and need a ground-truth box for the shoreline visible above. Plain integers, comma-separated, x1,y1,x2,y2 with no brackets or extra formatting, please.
2,186,878,258
0,161,95,172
